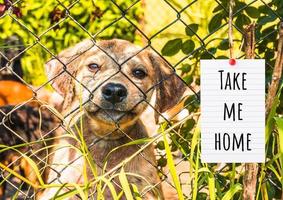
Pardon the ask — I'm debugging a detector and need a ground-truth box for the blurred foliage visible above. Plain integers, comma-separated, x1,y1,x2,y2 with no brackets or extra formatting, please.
162,0,283,86
0,0,283,199
159,0,283,199
0,0,142,85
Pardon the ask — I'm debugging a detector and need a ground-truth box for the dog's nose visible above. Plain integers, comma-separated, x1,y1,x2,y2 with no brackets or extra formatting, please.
102,83,127,104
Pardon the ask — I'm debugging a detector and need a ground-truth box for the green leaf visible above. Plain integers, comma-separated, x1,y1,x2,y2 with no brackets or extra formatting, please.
119,167,134,200
216,55,229,59
235,1,247,11
222,183,242,200
197,193,208,200
265,50,275,60
275,117,283,186
181,40,195,54
131,184,142,200
190,120,200,166
185,24,198,36
156,141,165,150
196,167,216,200
258,15,277,25
183,76,194,84
208,13,223,33
207,173,216,200
105,138,152,162
213,5,222,13
191,134,200,200
157,157,167,167
266,86,282,143
208,47,217,55
245,6,260,18
258,5,269,14
218,39,229,50
180,63,191,73
195,78,200,85
273,0,283,8
186,118,195,131
277,7,283,16
201,51,213,59
161,38,182,56
235,14,251,28
160,124,184,200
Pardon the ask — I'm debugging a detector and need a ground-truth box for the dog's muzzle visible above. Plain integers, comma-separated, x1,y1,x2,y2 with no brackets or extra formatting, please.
101,83,128,104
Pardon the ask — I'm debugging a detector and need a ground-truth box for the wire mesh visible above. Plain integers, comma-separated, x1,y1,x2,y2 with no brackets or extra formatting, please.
0,0,282,199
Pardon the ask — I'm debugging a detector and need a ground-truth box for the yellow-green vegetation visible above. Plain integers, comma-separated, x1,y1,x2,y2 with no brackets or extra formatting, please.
151,0,283,199
0,0,283,199
0,0,142,85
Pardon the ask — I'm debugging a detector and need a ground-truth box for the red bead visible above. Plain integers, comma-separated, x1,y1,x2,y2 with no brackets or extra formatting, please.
229,58,236,65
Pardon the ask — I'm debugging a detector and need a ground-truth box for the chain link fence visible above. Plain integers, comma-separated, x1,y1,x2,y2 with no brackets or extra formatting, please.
0,0,282,199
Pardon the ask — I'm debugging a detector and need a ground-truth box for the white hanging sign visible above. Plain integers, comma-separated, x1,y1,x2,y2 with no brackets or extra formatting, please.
201,59,265,163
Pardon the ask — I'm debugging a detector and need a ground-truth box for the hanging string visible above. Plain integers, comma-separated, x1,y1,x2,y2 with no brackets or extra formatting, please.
228,0,236,65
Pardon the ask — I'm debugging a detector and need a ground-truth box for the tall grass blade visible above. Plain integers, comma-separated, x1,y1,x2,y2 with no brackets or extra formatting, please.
266,86,282,144
119,167,134,200
161,124,184,200
275,117,283,191
222,183,242,200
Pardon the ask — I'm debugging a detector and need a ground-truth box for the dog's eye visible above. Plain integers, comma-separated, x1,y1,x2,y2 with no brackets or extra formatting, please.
87,63,99,72
132,69,147,79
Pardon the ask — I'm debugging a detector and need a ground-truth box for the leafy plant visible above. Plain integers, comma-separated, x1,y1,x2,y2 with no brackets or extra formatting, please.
160,0,283,199
0,0,142,85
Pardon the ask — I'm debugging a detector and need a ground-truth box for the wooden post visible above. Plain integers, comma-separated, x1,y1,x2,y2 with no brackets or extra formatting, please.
265,21,283,200
242,23,258,200
243,21,283,200
265,22,283,117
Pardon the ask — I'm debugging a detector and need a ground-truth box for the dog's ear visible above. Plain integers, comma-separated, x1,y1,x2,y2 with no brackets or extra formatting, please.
45,54,77,97
149,53,186,123
45,40,94,96
45,56,77,110
45,39,94,98
45,43,86,111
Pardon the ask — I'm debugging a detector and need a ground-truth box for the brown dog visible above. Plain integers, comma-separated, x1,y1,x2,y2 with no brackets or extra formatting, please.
39,39,186,199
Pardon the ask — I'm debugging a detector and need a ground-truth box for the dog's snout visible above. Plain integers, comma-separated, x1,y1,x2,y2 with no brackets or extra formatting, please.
102,83,127,104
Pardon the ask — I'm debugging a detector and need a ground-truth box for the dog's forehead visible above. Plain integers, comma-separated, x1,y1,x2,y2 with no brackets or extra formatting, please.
63,39,152,68
98,39,140,54
96,39,149,64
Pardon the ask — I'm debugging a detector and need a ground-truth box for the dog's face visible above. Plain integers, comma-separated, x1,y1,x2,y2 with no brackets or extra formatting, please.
46,39,186,132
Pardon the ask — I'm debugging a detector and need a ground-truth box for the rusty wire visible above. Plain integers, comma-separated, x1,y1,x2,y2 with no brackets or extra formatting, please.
0,0,282,199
